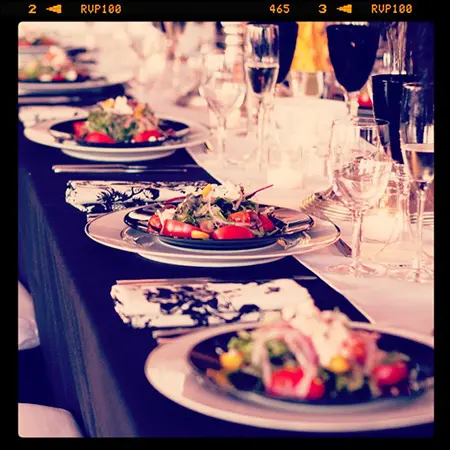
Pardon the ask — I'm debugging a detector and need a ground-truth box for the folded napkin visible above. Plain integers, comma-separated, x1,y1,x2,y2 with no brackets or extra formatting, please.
110,279,313,330
66,180,208,214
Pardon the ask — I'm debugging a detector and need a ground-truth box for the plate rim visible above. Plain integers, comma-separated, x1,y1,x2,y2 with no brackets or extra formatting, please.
85,207,340,261
144,321,434,433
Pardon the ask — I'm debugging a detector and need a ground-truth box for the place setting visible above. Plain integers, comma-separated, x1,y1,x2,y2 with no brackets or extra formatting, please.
17,19,435,438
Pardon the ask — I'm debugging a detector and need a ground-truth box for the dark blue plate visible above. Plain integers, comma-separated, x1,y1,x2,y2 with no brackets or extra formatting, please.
124,204,314,251
188,325,434,408
49,117,190,148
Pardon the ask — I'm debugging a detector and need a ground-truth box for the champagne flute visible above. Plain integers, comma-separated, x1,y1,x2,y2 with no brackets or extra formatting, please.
326,23,380,117
328,117,392,277
391,82,434,283
244,24,279,176
199,50,246,166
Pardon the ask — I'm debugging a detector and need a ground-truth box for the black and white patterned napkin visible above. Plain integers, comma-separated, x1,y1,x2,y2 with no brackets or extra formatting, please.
110,279,313,330
66,180,208,214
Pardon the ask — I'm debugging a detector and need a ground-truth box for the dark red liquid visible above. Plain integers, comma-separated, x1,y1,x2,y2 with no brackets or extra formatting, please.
326,25,380,93
372,74,418,164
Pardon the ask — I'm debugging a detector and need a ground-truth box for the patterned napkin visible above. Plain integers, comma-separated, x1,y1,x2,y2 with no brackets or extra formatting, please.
18,105,88,128
66,180,207,214
110,279,313,330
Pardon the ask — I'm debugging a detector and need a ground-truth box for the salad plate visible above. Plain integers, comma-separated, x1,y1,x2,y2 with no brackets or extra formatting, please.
144,321,434,432
123,183,314,251
85,205,340,268
24,116,210,162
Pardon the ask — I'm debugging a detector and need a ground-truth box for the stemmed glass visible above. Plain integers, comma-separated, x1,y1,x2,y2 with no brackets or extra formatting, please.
328,117,392,277
199,50,246,166
244,24,280,176
326,23,380,117
391,82,434,283
122,23,166,95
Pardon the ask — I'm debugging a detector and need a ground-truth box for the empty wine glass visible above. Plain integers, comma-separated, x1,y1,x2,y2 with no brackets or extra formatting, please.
328,117,392,277
244,24,280,177
199,50,246,166
391,82,434,283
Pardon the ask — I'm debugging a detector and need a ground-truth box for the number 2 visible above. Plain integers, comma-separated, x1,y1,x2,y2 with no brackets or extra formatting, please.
28,4,36,14
319,4,327,13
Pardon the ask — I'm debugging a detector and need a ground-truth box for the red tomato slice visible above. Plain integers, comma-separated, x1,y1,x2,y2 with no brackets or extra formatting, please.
73,121,87,139
372,361,408,387
228,211,257,223
258,213,275,231
345,335,367,365
211,225,255,240
148,214,162,232
134,130,163,143
83,132,116,144
161,220,202,238
51,74,65,82
267,368,325,400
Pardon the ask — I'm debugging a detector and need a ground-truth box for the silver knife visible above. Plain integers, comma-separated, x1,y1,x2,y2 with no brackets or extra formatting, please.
52,164,200,174
115,275,318,286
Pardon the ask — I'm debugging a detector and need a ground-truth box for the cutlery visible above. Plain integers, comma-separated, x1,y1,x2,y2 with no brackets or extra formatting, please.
116,275,318,286
52,164,200,174
204,139,213,153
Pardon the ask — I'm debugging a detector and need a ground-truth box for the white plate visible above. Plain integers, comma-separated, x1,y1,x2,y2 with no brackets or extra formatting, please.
85,206,340,267
18,72,132,95
144,322,434,433
24,116,211,163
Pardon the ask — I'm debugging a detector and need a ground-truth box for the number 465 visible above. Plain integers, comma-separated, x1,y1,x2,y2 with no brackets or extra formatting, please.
270,4,290,14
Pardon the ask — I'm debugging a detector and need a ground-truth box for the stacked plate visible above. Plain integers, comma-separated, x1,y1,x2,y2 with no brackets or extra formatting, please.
85,205,341,268
144,322,434,433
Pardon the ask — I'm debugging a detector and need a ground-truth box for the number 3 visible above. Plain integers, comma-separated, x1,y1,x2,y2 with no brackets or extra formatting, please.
319,4,327,13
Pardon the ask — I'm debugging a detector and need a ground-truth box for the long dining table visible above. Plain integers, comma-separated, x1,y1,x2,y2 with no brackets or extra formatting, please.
17,90,434,437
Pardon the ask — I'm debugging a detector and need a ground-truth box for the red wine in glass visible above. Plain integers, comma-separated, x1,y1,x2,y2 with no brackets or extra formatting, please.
372,74,418,163
326,24,380,114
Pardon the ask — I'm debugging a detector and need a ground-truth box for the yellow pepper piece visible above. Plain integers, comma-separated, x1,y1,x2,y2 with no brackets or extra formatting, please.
102,98,115,108
201,184,212,197
219,349,244,372
134,103,145,119
328,355,351,374
191,230,210,240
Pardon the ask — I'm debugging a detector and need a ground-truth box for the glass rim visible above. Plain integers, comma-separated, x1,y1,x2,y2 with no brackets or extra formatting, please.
246,23,279,29
331,117,390,128
402,81,434,90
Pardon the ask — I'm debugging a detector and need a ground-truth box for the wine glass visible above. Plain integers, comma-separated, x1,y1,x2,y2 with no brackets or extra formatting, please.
122,23,166,95
391,82,434,283
244,24,279,176
326,23,380,117
328,117,392,277
199,50,246,166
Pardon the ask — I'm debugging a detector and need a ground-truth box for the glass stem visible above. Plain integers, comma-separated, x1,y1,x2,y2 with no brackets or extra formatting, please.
414,188,427,278
344,91,360,117
351,210,364,277
256,98,267,174
216,116,226,165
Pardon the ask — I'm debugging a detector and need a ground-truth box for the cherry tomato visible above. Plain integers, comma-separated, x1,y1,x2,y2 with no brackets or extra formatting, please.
161,220,202,238
267,368,325,400
372,361,408,387
228,211,257,223
133,130,163,143
258,213,275,231
148,214,162,232
73,121,87,139
211,225,255,240
83,132,116,144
